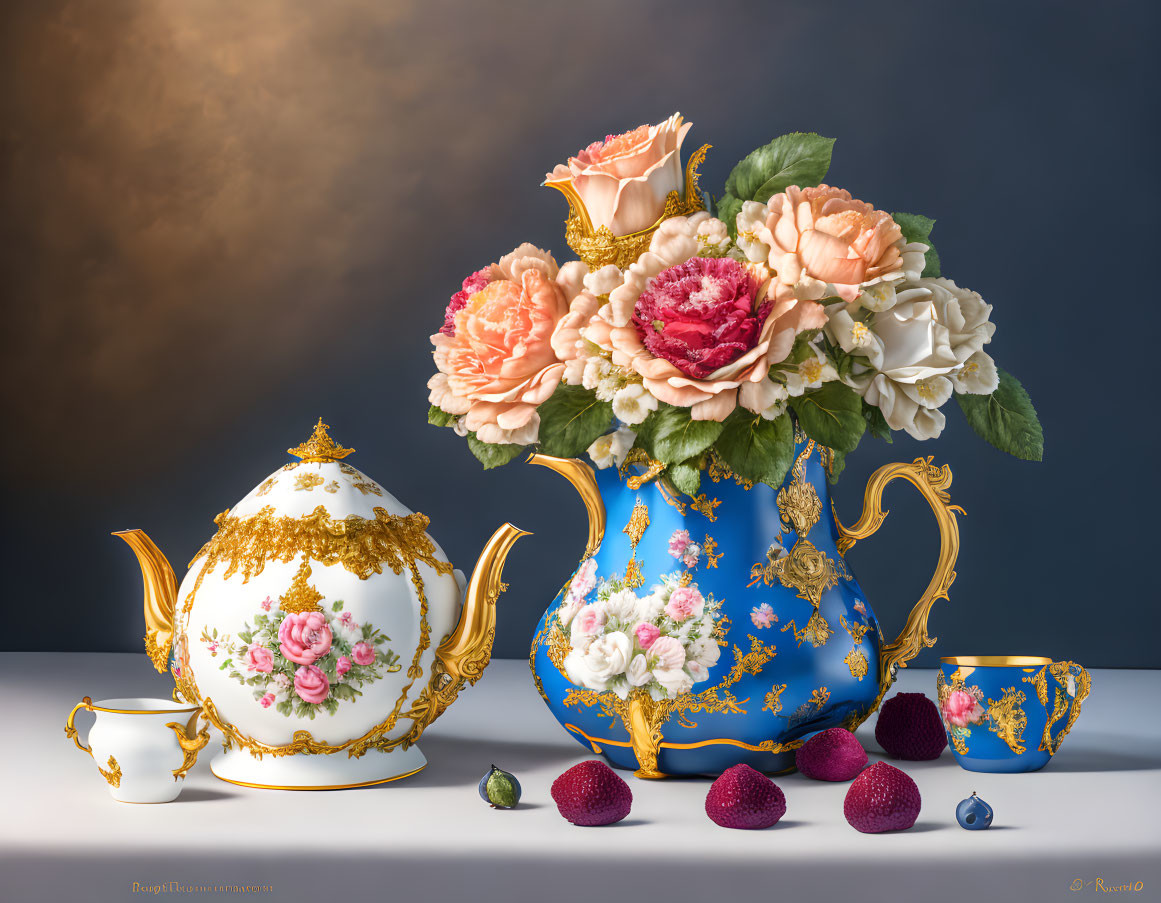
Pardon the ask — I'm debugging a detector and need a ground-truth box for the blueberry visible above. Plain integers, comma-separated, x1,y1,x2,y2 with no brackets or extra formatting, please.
956,792,994,830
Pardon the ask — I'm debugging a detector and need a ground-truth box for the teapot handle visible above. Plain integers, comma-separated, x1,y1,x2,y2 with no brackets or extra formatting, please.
835,457,964,711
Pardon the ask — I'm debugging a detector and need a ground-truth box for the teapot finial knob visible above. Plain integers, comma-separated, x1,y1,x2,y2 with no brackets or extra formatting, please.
288,418,355,463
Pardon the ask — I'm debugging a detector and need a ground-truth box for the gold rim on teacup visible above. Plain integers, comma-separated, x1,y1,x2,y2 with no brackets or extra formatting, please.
82,697,202,715
940,656,1052,667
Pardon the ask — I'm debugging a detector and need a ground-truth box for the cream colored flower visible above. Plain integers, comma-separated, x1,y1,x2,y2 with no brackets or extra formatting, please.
587,426,636,470
611,383,659,425
582,631,633,683
653,666,694,698
734,200,772,263
950,351,999,395
685,636,721,668
784,347,839,396
626,654,651,687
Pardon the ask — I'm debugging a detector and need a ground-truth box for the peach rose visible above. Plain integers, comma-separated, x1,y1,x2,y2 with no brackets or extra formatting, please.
763,185,903,302
585,214,827,421
545,113,693,236
429,244,594,445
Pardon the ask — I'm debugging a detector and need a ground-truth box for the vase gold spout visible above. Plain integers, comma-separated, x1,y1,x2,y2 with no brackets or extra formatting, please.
113,529,178,673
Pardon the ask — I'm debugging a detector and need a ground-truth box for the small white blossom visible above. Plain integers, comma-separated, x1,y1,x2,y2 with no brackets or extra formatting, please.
611,383,659,425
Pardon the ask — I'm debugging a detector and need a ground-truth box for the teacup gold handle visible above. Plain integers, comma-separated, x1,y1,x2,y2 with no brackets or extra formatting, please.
64,697,95,756
835,457,964,704
1049,662,1091,753
166,709,211,781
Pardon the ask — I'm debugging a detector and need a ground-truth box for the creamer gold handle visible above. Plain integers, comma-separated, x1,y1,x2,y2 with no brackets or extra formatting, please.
835,456,964,699
64,697,95,756
166,708,211,781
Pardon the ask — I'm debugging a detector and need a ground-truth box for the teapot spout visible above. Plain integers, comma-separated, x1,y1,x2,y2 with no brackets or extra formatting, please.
113,530,177,673
435,523,529,688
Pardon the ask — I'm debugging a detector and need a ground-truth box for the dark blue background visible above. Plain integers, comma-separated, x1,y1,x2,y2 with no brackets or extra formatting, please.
2,0,1157,666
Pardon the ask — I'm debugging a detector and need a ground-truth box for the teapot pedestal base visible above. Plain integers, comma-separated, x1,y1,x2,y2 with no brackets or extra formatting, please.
209,744,427,790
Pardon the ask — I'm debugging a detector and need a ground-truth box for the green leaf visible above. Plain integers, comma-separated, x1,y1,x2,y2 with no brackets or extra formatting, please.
715,194,744,242
862,401,893,443
956,368,1044,461
892,211,941,278
715,409,795,488
725,133,835,203
466,433,525,470
535,385,614,459
827,449,847,484
331,600,344,612
667,458,702,496
636,404,724,465
789,382,866,453
427,405,455,427
892,212,935,245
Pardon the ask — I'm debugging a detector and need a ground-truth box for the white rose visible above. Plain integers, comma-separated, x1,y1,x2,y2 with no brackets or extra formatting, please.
685,636,721,668
687,661,709,683
626,654,651,687
603,589,639,623
611,383,659,425
582,631,634,683
564,649,606,691
653,667,694,698
635,592,665,623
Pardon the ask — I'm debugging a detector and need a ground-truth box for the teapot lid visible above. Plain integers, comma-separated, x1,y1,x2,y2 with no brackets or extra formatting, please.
287,418,356,463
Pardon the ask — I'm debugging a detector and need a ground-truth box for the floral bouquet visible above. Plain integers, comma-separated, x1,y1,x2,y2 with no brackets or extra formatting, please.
427,114,1042,491
201,595,401,719
558,553,724,701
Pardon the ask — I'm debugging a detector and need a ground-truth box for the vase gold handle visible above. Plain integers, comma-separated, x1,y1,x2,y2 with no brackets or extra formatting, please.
835,457,964,701
64,697,95,756
527,453,605,558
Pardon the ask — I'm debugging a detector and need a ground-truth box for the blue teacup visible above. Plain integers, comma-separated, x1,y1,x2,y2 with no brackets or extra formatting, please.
937,656,1091,773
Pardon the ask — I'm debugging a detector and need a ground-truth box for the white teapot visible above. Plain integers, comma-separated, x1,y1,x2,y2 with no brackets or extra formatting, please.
116,419,526,790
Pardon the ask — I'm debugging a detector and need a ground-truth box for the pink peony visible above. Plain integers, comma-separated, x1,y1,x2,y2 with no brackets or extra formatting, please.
633,257,770,380
293,665,330,704
351,642,376,667
259,692,275,708
336,655,352,677
278,611,333,666
544,113,693,236
665,586,704,622
764,185,903,302
667,529,692,559
244,644,274,673
338,611,354,628
649,635,686,670
586,215,827,421
941,689,985,728
750,603,777,629
441,267,492,337
634,623,661,649
429,245,594,446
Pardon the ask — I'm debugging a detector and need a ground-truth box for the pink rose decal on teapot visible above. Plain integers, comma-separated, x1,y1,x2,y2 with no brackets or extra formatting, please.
202,592,401,718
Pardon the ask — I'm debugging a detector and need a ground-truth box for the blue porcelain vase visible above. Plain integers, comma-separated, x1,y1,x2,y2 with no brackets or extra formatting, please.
529,428,965,778
937,656,1091,773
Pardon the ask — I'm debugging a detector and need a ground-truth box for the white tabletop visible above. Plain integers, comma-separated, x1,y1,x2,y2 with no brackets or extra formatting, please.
1,653,1158,903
